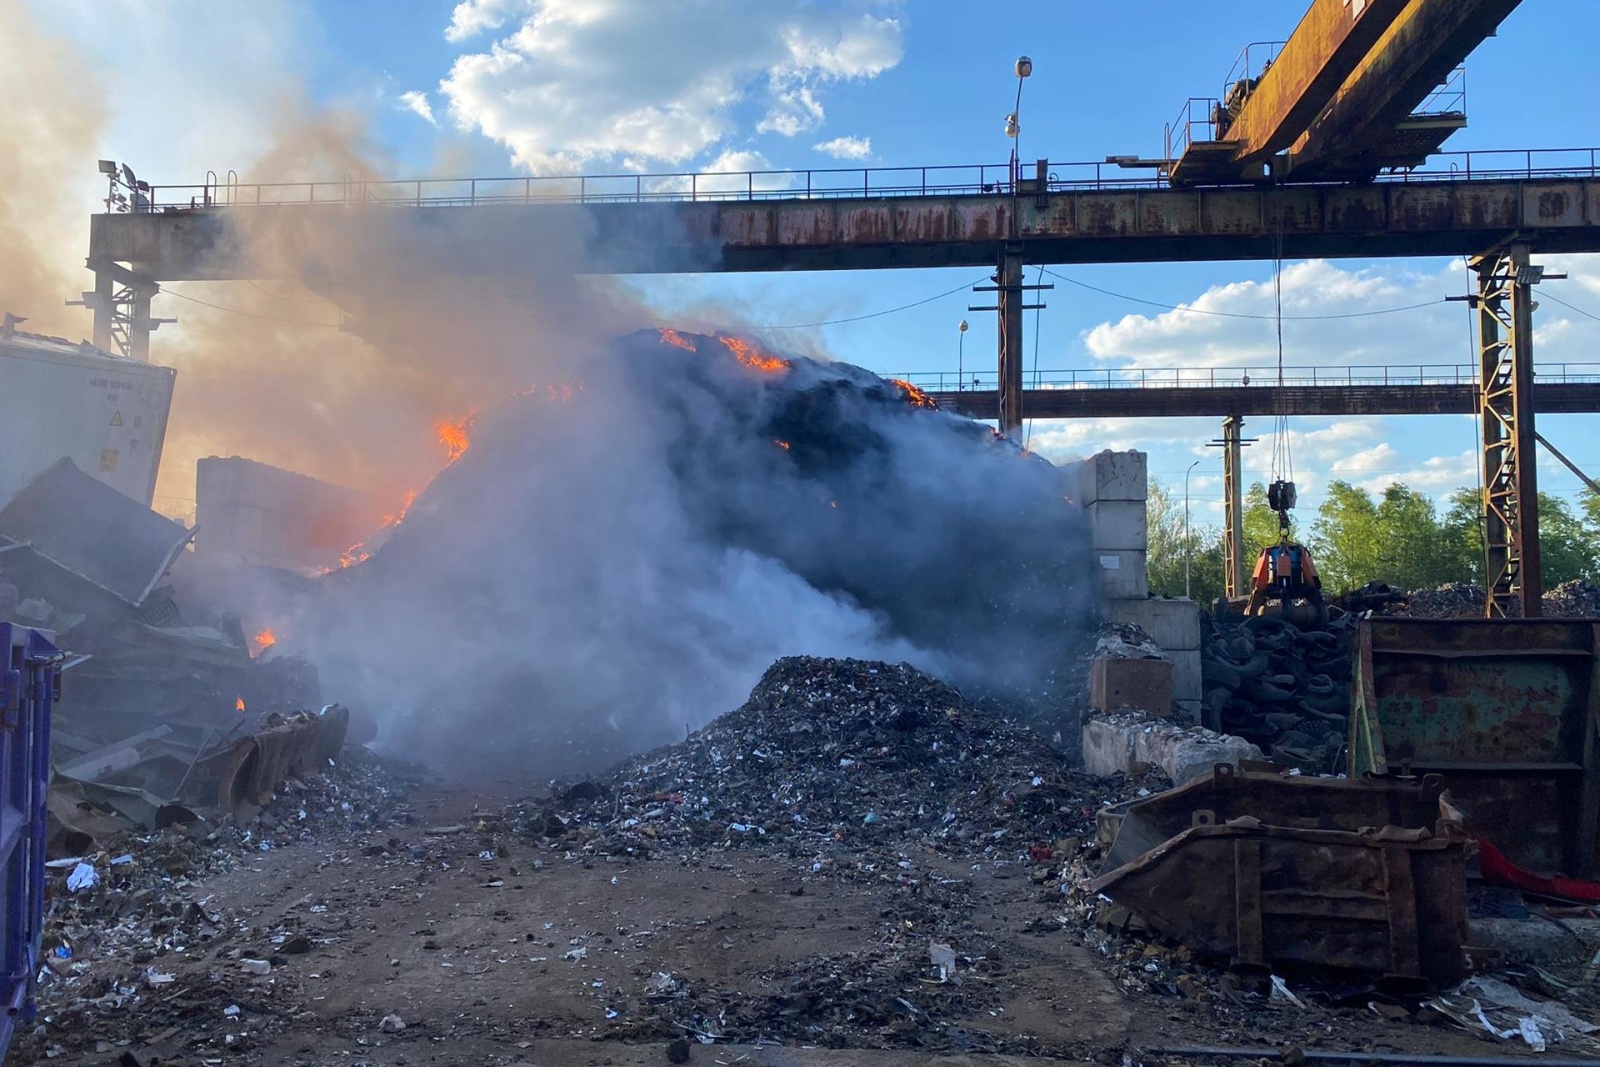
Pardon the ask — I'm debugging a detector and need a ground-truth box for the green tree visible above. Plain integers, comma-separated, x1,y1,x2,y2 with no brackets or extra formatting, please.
1309,481,1383,593
1537,493,1598,586
1580,489,1600,539
1146,479,1227,603
1242,482,1284,564
1374,485,1453,590
1440,487,1486,587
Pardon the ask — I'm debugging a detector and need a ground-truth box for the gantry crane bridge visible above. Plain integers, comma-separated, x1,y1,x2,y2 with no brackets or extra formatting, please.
82,0,1600,617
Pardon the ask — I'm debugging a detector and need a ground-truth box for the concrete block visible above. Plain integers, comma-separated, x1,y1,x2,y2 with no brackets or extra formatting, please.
1081,712,1265,786
1090,657,1172,717
1095,550,1148,600
1164,733,1266,787
1081,718,1137,779
1169,648,1203,706
1084,500,1147,552
1104,598,1202,651
1077,450,1147,505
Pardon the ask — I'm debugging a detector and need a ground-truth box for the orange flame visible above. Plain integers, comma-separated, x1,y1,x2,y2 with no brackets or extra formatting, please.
889,379,937,409
253,628,276,651
658,328,698,351
236,696,246,712
437,417,473,464
773,439,791,451
383,489,420,528
719,336,789,374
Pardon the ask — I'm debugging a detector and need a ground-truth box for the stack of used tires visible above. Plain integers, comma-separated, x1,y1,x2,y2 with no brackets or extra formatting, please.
1200,613,1355,774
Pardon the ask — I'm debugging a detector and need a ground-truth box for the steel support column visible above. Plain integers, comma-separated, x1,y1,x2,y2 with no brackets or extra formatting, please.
1222,415,1248,600
1475,244,1542,618
85,262,162,360
90,268,115,351
997,246,1025,438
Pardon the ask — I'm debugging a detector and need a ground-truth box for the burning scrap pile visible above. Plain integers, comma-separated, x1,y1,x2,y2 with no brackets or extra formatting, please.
308,329,1090,777
508,655,1153,1049
1199,613,1355,773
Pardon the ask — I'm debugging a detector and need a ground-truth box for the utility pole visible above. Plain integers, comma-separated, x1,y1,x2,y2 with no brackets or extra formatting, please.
1209,417,1257,601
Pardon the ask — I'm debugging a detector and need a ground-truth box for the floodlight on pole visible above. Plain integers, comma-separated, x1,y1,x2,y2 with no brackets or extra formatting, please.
1006,58,1033,187
957,319,969,392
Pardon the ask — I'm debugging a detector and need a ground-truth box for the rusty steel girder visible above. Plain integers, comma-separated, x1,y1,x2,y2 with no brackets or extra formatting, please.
1220,0,1411,169
1091,764,1468,982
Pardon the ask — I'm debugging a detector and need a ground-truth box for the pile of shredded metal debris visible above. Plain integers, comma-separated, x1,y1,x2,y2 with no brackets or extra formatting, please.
511,655,1158,1050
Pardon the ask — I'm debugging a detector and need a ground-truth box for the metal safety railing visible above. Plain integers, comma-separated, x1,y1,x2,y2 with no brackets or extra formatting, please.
118,145,1600,213
904,363,1600,394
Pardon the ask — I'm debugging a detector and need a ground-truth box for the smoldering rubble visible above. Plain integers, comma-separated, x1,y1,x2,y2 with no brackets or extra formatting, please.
299,328,1093,776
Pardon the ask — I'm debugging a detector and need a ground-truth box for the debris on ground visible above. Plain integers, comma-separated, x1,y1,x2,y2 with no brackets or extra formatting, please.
508,655,1159,1051
17,749,414,1064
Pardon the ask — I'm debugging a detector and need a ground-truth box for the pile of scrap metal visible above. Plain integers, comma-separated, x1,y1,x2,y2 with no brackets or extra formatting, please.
1199,612,1355,774
48,705,351,851
0,459,320,735
0,459,344,848
1093,763,1469,983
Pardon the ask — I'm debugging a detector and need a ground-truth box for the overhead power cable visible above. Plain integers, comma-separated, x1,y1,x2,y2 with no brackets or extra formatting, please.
1541,290,1600,323
162,288,343,327
1040,267,1441,321
753,276,987,330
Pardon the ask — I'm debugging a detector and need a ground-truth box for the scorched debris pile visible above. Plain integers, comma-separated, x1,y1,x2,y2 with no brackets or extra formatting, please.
513,655,1157,1050
308,329,1090,775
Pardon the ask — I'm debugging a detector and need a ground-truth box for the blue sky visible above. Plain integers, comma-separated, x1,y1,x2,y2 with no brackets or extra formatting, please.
23,0,1600,524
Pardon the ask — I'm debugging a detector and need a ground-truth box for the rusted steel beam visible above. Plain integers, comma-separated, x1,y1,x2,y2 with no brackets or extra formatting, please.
929,383,1600,420
1289,0,1524,178
89,176,1600,280
1224,0,1409,168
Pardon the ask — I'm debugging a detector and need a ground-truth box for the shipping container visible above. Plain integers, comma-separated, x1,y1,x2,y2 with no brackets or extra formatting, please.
0,325,176,510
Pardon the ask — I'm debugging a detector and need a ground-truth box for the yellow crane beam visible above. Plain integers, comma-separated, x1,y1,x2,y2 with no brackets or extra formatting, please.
1226,0,1410,168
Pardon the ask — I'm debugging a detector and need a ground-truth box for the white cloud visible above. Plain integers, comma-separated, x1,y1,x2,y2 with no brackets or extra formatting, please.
444,0,532,43
814,135,872,160
398,90,437,125
438,1,903,174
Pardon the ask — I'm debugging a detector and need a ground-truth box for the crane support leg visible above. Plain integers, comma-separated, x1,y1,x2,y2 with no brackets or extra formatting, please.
1476,244,1542,618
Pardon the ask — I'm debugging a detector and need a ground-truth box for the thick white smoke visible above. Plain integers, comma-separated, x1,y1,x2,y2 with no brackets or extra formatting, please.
299,331,1091,777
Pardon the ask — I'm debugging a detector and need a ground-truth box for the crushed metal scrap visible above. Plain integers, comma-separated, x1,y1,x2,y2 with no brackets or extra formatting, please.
511,655,1162,1052
51,706,352,841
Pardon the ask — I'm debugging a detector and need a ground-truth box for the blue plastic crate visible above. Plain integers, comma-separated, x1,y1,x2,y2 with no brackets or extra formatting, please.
0,624,60,1063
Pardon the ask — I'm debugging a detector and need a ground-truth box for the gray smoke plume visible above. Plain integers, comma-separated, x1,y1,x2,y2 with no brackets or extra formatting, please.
0,0,102,338
301,330,1091,777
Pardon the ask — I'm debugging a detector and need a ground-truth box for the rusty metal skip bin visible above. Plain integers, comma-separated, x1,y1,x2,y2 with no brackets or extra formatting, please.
1349,617,1600,879
1089,764,1469,983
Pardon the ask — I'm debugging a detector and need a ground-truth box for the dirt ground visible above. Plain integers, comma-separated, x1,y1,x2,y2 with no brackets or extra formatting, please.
25,766,1591,1067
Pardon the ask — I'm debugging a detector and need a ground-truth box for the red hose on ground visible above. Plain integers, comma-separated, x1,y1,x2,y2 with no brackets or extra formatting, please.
1478,838,1600,904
